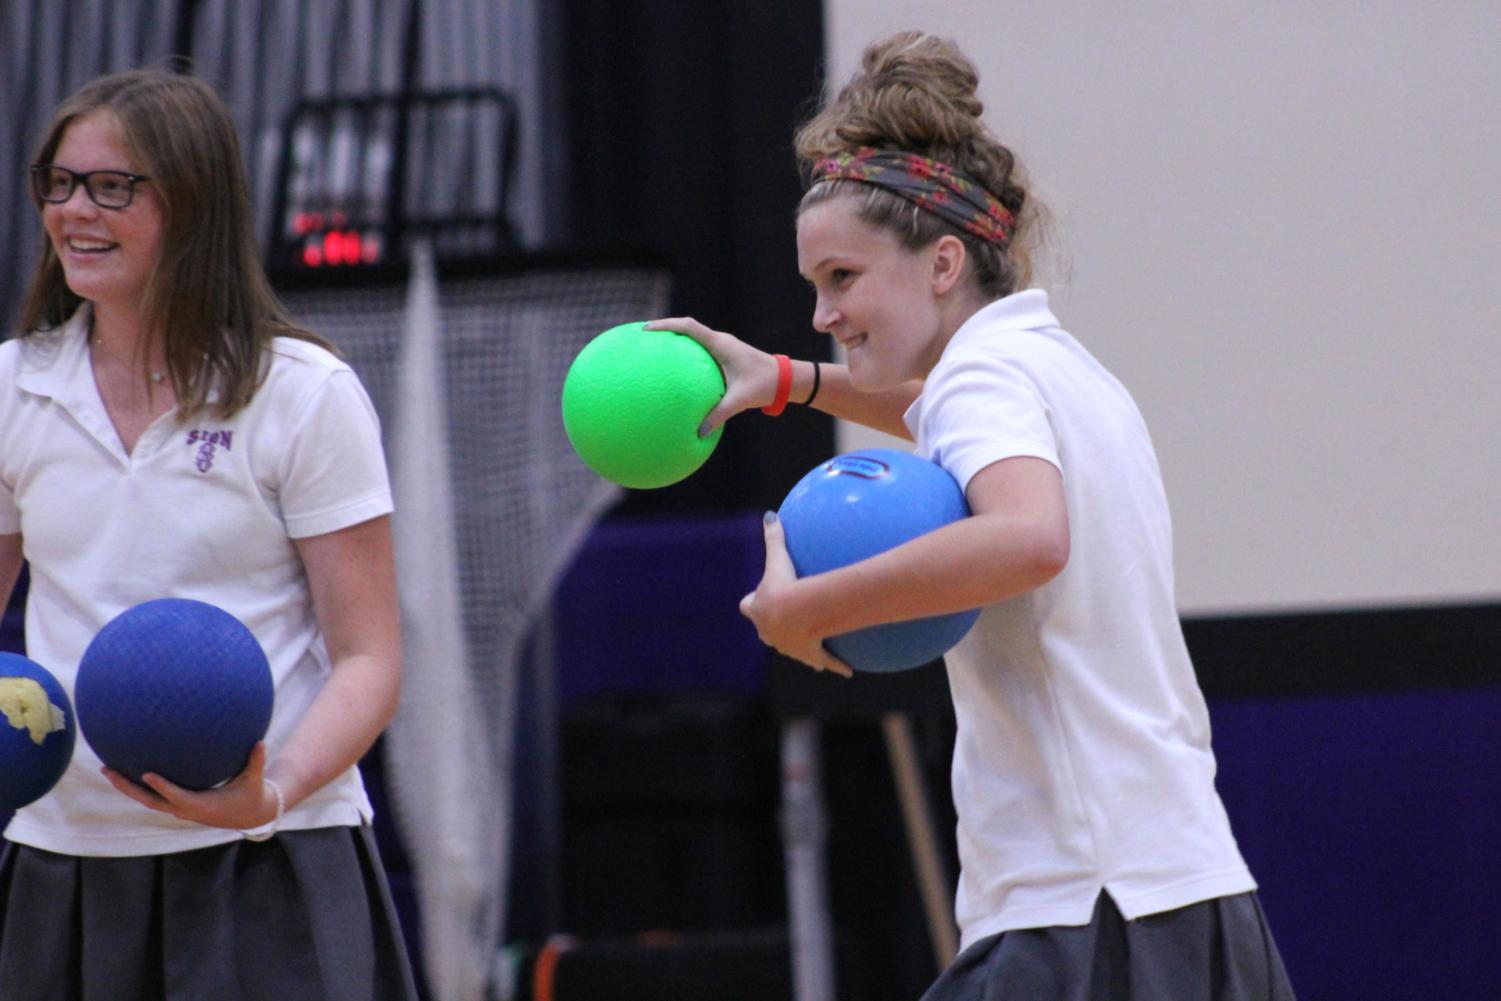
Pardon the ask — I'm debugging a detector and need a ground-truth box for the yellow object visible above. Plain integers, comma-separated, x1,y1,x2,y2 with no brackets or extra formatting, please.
0,677,68,745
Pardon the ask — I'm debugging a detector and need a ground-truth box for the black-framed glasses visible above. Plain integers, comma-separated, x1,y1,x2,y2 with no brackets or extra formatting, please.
30,164,151,209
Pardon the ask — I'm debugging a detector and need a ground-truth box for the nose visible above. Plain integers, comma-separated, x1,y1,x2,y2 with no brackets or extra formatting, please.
811,295,841,334
59,181,98,216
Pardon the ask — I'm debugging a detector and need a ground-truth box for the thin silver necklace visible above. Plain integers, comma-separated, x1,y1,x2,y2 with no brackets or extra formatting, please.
91,328,165,384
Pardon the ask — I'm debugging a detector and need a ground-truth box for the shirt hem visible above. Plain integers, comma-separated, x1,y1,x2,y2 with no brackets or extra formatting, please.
957,866,1258,950
1107,866,1257,920
4,801,372,858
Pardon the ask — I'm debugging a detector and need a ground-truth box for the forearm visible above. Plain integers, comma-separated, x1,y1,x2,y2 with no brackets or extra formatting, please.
266,652,399,809
777,510,1066,639
279,516,401,810
790,360,920,440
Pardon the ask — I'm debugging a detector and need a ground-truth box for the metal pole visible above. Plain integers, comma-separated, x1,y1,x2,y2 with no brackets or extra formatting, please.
781,718,837,1001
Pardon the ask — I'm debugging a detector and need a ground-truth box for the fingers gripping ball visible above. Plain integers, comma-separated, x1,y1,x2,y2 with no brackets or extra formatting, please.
562,321,726,489
778,449,981,672
0,654,76,811
76,598,274,791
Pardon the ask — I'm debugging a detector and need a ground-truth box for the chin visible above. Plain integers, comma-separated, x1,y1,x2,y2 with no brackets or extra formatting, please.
844,363,878,393
64,275,129,307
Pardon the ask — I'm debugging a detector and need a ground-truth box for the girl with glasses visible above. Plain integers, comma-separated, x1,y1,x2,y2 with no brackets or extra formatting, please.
0,68,418,1000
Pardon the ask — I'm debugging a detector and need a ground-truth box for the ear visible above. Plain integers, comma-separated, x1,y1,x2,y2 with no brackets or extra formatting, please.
930,235,967,296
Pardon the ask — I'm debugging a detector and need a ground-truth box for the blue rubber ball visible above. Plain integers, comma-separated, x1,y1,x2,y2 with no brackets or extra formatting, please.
778,449,981,672
0,653,76,811
76,598,273,790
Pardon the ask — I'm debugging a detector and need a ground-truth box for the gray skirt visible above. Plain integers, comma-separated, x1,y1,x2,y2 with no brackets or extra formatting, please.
0,825,420,1001
921,892,1295,1001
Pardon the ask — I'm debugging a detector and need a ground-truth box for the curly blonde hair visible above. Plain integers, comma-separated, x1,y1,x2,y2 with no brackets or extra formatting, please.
795,32,1045,298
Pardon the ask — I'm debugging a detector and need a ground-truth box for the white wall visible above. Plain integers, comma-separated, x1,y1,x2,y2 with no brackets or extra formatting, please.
826,1,1501,615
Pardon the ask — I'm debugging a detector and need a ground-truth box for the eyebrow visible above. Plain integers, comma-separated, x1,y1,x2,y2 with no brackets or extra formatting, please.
44,162,141,174
801,254,855,279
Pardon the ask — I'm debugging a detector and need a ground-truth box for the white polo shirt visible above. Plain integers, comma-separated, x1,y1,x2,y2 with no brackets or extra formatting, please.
0,307,393,857
904,290,1254,948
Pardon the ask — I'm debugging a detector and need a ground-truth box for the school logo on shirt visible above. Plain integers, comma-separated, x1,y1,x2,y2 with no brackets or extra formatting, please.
185,429,233,473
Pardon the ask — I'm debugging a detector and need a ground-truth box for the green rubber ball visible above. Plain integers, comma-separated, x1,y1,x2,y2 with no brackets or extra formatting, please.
562,321,726,489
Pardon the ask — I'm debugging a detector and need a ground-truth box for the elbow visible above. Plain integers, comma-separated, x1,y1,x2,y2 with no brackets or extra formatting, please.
1027,525,1070,589
376,654,403,730
975,524,1068,602
380,688,401,732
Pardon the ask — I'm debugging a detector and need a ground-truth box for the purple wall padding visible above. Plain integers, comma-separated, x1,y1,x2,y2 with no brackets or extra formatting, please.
1211,686,1501,1000
552,513,769,708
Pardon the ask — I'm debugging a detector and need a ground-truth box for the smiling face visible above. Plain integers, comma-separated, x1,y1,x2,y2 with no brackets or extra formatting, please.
797,197,957,391
41,111,165,321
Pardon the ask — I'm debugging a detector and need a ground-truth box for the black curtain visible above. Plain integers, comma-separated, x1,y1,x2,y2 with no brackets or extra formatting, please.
562,0,834,515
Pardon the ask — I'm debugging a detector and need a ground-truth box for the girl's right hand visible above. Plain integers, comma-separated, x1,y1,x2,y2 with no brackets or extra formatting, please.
741,511,853,678
642,317,781,437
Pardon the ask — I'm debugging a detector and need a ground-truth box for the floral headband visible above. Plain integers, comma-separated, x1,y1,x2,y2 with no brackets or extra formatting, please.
809,147,1015,247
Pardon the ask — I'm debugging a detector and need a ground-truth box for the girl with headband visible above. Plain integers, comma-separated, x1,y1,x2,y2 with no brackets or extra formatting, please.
647,31,1296,1000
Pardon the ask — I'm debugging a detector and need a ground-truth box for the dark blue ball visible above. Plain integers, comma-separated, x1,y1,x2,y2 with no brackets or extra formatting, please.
76,598,273,790
778,449,981,672
0,653,76,811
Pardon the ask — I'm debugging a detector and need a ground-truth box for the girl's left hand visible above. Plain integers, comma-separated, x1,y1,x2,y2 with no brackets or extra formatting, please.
101,741,281,831
740,512,853,678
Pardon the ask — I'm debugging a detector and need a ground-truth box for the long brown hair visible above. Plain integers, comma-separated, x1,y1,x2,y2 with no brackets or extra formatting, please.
19,68,329,417
795,32,1048,299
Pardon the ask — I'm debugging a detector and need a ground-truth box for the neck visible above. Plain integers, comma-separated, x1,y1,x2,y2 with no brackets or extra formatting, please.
89,303,167,382
89,301,149,352
917,289,990,377
942,282,992,332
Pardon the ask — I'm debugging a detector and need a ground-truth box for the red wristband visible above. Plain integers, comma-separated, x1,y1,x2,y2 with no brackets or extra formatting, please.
761,354,793,416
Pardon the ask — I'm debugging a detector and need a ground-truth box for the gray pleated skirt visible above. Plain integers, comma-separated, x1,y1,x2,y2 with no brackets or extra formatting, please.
921,891,1295,1001
0,825,420,1001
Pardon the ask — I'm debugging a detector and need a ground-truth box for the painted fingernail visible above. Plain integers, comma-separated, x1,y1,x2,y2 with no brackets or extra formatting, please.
764,510,778,525
698,421,711,438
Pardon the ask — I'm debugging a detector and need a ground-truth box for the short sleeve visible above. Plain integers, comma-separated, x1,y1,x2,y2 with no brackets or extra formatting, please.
278,368,393,539
919,348,1061,492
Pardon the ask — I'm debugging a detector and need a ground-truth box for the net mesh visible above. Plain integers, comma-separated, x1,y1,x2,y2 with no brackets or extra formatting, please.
278,260,669,999
282,265,668,679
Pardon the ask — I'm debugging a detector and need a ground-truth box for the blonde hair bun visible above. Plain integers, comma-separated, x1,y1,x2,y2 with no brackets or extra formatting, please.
794,32,1045,298
798,32,988,162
